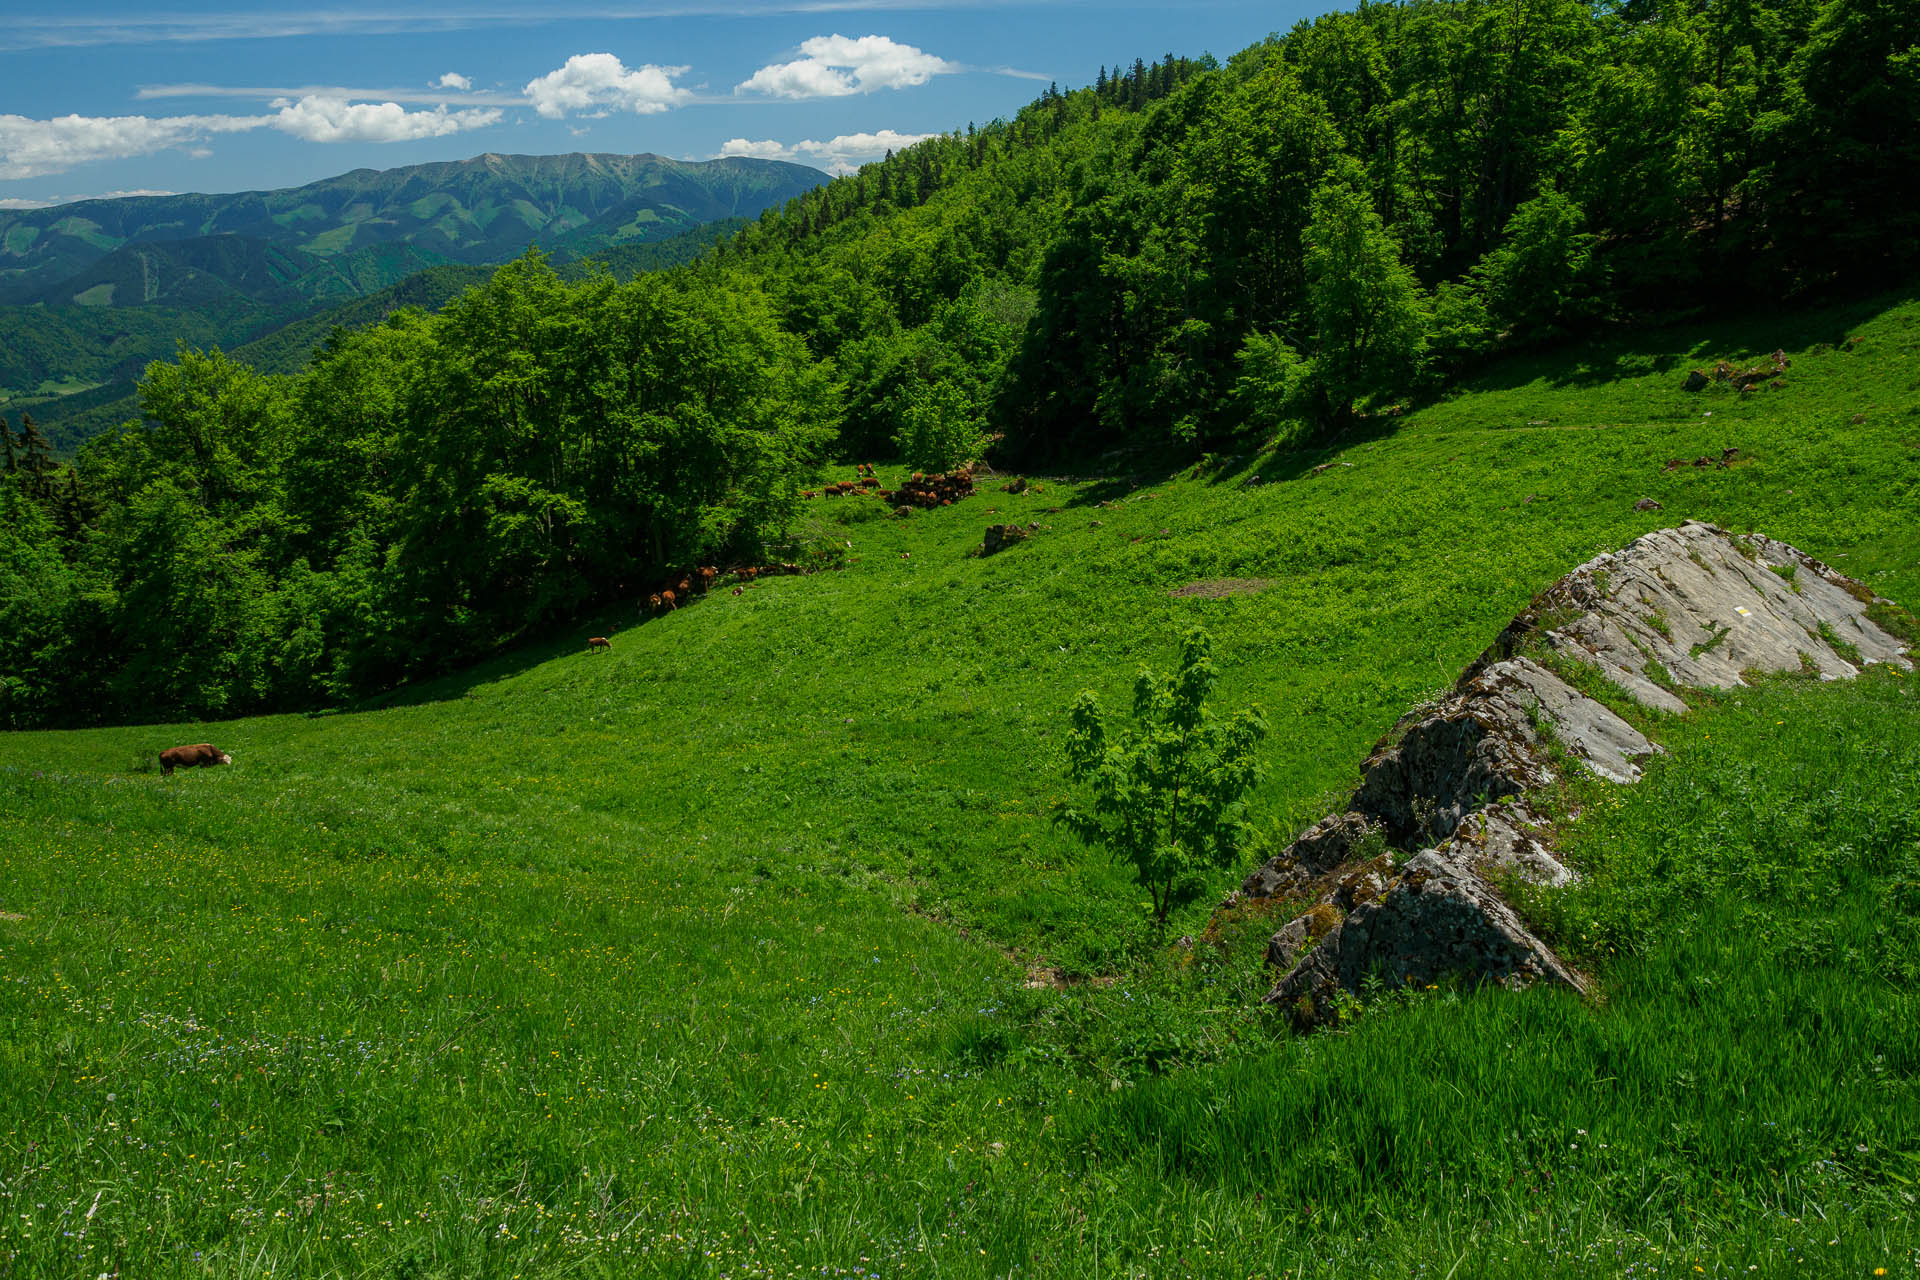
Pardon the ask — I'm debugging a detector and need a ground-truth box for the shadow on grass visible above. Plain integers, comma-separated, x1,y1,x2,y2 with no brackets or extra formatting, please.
1464,284,1920,396
338,596,680,715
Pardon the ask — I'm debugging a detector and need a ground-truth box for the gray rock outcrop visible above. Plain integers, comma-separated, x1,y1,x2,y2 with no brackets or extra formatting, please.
1238,521,1913,1026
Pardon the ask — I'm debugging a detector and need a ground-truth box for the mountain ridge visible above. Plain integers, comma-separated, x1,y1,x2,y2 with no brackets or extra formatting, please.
0,151,827,305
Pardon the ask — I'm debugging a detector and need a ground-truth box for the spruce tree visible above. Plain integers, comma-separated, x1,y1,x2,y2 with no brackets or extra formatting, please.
17,413,52,501
55,468,85,542
1,415,16,476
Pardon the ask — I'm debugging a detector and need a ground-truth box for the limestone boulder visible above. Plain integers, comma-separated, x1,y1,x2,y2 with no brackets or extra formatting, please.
1267,850,1586,1025
1224,522,1912,1029
1240,811,1381,900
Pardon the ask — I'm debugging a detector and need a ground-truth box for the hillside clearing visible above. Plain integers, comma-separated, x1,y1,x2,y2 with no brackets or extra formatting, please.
2,292,1918,1276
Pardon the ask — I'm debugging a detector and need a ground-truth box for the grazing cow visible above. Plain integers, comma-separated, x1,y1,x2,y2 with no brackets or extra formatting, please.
661,589,677,611
587,636,612,653
159,743,231,776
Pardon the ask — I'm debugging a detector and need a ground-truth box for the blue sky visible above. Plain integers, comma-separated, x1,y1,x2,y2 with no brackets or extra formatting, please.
0,1,1330,207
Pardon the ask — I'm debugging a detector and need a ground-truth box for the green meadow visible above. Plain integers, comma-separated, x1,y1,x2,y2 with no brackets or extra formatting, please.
2,291,1918,1276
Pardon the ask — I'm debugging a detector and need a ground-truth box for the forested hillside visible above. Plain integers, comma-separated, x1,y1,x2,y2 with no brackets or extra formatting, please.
3,0,1915,728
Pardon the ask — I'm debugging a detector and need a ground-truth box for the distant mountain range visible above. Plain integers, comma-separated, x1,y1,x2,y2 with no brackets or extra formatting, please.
0,152,826,449
0,152,825,306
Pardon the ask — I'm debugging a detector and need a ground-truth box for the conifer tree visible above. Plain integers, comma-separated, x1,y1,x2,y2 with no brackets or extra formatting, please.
55,469,85,542
17,413,52,501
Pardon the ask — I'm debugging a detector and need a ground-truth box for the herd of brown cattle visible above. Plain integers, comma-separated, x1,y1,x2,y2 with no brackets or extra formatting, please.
802,465,977,514
646,565,720,616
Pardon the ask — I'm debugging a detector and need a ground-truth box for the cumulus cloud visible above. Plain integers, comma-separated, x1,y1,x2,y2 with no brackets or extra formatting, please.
717,138,791,161
719,129,934,175
268,95,503,143
436,72,473,91
736,34,956,99
524,53,692,118
0,111,259,180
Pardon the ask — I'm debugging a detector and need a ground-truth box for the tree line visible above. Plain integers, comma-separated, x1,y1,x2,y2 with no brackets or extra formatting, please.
1,262,832,725
3,0,1914,727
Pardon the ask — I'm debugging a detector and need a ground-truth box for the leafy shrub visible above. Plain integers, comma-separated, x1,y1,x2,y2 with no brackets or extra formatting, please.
1056,627,1268,927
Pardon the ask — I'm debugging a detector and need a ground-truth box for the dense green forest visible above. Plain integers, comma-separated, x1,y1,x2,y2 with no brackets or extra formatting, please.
3,0,1916,728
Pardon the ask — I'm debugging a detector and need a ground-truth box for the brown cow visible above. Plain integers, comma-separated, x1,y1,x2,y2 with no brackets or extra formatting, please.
587,636,612,653
159,743,231,776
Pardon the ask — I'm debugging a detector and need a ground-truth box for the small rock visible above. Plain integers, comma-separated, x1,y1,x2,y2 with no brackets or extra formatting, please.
1683,370,1710,391
1850,413,1867,424
1265,916,1313,968
1634,498,1663,512
982,524,1030,555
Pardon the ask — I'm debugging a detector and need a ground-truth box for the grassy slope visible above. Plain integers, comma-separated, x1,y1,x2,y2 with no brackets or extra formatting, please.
1,291,1917,1276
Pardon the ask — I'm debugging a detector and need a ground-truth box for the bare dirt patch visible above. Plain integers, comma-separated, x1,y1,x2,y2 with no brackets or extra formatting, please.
1170,577,1271,599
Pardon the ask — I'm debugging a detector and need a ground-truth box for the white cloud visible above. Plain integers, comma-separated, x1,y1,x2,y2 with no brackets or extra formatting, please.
524,53,692,118
268,95,503,144
736,34,956,99
718,138,791,160
0,95,502,179
436,72,473,91
0,111,260,180
4,5,1033,51
0,188,178,210
140,82,523,107
719,128,934,175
